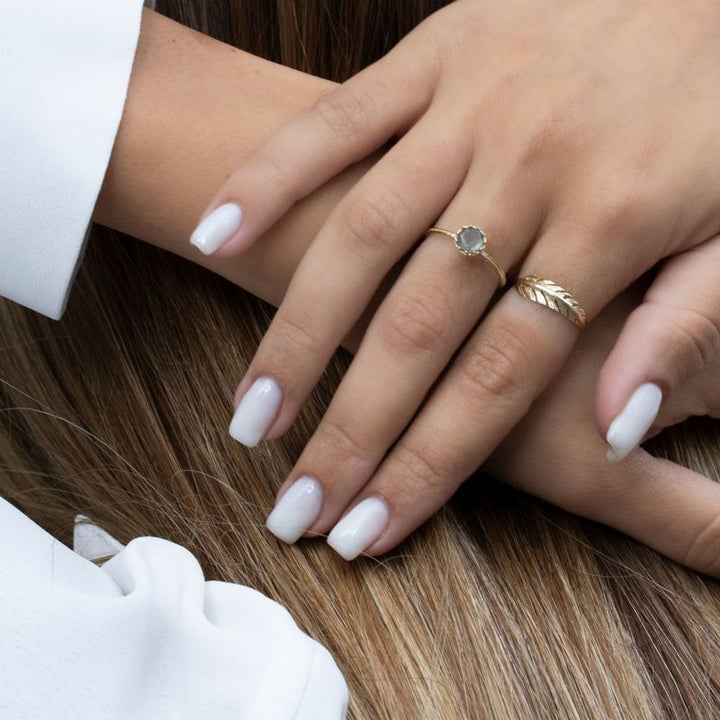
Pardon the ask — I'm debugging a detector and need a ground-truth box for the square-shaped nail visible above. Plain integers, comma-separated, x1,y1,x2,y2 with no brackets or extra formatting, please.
327,497,389,561
606,382,662,462
190,203,243,255
266,476,323,544
229,376,283,447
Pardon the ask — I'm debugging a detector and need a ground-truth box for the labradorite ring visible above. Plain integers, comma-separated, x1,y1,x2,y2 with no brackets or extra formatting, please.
426,225,506,288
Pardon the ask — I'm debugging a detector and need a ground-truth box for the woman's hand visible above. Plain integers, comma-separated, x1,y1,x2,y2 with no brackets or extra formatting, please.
262,243,720,564
188,0,720,558
486,283,720,578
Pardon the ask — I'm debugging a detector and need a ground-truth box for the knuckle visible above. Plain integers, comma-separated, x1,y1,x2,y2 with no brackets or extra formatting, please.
585,186,650,239
459,323,532,406
683,513,720,577
312,86,373,143
518,98,582,169
639,300,720,377
670,306,720,370
519,114,563,168
391,441,456,495
341,187,408,263
318,415,372,468
271,311,322,356
422,7,481,68
426,31,465,67
380,282,452,357
391,134,455,185
253,154,295,201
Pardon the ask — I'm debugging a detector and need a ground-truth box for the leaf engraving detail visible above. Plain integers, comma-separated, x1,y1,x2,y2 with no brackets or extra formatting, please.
516,276,587,329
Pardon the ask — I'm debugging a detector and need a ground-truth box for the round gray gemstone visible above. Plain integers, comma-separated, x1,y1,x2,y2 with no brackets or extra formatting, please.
456,226,486,255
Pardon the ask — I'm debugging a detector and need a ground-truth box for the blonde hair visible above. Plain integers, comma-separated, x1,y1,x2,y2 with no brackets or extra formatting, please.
3,2,720,717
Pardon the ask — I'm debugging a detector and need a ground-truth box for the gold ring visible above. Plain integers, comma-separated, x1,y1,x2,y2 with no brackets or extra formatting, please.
515,275,588,330
426,225,506,288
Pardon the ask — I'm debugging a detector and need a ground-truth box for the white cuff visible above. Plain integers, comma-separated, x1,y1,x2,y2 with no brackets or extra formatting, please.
0,499,349,719
0,0,145,319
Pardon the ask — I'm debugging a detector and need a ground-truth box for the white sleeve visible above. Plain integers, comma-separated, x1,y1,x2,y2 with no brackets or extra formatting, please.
0,498,349,719
0,0,146,320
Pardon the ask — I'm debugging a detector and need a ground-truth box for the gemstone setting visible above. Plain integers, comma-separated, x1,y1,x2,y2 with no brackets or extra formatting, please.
455,225,487,256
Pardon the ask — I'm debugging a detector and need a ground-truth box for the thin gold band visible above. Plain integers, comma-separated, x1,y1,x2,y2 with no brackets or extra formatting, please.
426,226,507,288
515,275,588,330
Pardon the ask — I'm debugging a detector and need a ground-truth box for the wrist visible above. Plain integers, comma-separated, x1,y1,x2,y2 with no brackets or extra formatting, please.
95,9,368,307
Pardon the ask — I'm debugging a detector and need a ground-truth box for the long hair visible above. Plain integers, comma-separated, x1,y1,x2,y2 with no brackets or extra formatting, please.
2,1,719,717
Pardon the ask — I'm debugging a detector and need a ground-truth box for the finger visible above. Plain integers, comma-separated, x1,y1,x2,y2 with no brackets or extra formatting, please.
577,452,720,578
323,215,660,560
482,285,720,577
228,113,469,448
188,37,437,257
266,166,542,542
324,290,577,559
596,235,720,461
491,411,720,578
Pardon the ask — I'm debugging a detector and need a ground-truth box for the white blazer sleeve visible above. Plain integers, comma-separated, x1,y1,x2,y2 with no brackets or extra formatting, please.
0,499,349,719
0,0,146,320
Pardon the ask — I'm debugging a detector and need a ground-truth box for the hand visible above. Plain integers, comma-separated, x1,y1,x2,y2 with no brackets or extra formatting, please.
191,0,720,558
486,284,720,577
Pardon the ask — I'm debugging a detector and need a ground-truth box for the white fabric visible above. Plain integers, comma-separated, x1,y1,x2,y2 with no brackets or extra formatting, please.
0,498,349,718
74,515,126,559
0,5,348,716
0,0,145,319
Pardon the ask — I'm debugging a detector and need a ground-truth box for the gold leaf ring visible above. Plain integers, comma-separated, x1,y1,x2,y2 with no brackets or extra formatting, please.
515,275,588,330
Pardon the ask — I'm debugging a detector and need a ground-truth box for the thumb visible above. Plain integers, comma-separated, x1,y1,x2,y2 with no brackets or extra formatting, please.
596,235,720,461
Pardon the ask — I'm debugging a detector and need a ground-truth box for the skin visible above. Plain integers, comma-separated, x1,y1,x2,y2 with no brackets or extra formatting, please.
94,8,720,574
488,283,720,577
200,0,720,557
96,9,361,312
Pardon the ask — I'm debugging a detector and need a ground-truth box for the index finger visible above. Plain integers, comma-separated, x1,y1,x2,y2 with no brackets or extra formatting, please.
190,38,436,257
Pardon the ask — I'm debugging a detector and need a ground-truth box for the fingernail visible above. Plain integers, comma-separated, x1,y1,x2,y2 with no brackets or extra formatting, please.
327,497,390,561
266,476,323,544
606,382,663,462
190,202,243,255
73,516,124,561
229,376,283,447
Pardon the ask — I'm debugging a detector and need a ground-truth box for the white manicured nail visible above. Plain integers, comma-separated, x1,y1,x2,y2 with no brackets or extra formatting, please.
266,476,323,544
606,383,663,462
73,516,125,561
327,497,390,561
229,376,283,447
190,203,243,255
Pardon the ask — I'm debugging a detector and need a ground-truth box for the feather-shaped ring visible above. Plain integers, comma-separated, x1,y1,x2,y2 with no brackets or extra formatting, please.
515,276,588,330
